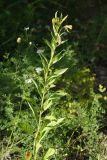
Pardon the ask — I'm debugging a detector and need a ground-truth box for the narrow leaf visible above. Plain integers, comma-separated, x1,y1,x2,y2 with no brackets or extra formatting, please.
44,39,52,49
54,68,68,76
60,15,68,25
44,148,55,160
56,90,67,96
36,142,42,154
32,79,42,97
43,100,53,111
39,53,48,74
27,101,36,118
47,121,57,127
45,115,56,121
56,118,64,125
42,126,51,134
52,52,64,64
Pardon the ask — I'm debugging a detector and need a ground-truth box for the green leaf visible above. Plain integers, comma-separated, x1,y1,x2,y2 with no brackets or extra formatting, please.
47,93,61,102
41,126,52,140
52,51,65,64
56,90,67,96
46,78,56,89
27,101,36,118
32,79,42,97
43,100,53,111
46,68,68,83
45,115,56,121
44,148,55,160
55,11,58,19
47,121,57,127
56,118,64,125
47,118,64,127
39,53,48,74
60,15,68,25
54,68,68,76
42,126,51,133
52,25,57,36
36,142,42,154
24,97,37,105
44,39,52,49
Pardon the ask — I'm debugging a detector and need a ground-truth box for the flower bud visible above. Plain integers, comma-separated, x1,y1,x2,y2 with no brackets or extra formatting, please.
17,37,21,43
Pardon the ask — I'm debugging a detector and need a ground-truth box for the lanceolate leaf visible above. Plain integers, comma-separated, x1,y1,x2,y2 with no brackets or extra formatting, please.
52,51,65,64
54,68,68,76
36,142,42,154
44,148,55,160
43,100,53,111
39,53,48,74
44,39,52,50
47,121,57,127
47,68,68,82
42,126,51,134
56,118,64,125
47,118,64,127
27,101,36,118
56,90,67,96
45,115,56,121
32,79,42,97
60,15,68,25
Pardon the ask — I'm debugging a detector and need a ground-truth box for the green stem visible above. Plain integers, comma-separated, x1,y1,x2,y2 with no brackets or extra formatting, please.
33,84,48,159
44,48,55,83
33,111,42,160
33,94,44,159
33,34,57,160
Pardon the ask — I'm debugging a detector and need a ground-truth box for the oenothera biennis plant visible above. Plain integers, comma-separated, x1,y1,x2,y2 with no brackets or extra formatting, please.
26,12,72,160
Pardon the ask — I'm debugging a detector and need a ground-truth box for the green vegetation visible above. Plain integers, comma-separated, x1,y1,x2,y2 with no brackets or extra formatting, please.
0,1,107,160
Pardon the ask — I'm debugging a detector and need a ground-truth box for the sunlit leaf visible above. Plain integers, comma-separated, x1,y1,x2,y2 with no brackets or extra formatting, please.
43,100,53,111
56,90,67,96
39,53,48,74
45,115,56,121
47,121,57,127
36,142,42,154
52,51,64,64
60,15,68,25
42,126,51,134
44,148,55,160
56,118,64,125
54,68,68,76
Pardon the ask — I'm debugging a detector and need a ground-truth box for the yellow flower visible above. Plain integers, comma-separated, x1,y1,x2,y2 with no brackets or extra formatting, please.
25,151,32,160
17,37,21,43
104,96,107,100
98,84,106,93
52,18,57,25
